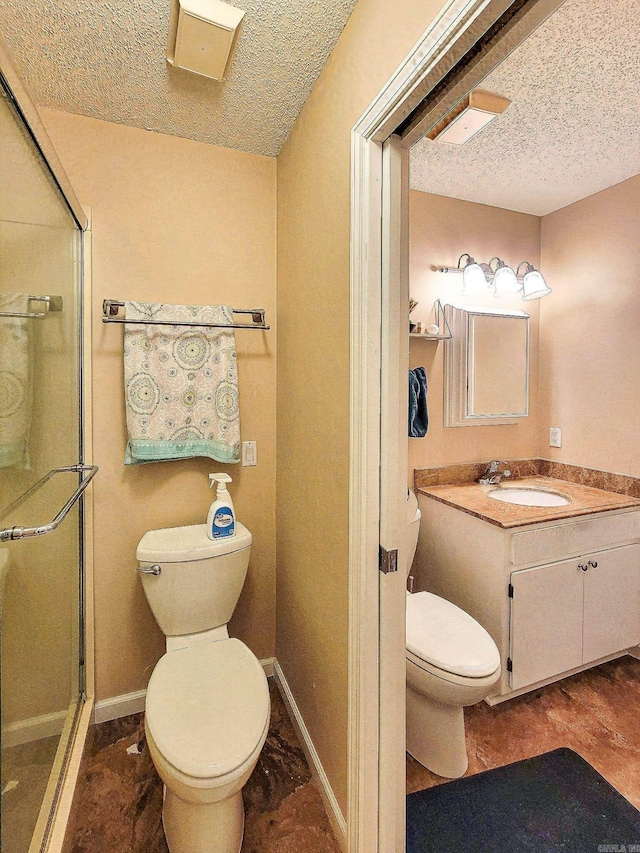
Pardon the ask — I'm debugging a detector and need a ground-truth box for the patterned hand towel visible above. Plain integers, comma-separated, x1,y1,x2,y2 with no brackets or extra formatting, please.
123,301,240,465
0,293,33,469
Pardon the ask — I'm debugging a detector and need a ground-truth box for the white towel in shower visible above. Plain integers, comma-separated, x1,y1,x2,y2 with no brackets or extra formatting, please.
0,293,33,469
123,301,240,465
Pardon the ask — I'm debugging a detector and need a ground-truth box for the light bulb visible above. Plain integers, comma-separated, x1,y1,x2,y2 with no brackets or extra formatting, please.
493,263,521,297
462,262,489,295
522,269,552,300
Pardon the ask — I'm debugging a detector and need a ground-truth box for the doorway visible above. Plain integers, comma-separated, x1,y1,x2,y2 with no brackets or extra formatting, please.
349,0,571,848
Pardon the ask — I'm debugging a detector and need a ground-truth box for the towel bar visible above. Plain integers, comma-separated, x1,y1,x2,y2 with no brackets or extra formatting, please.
0,464,98,541
102,299,270,330
0,295,63,319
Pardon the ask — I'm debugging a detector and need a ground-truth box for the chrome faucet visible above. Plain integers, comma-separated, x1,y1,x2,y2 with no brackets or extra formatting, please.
478,460,511,485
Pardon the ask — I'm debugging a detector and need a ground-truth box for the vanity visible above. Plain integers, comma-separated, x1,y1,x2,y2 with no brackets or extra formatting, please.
414,472,640,703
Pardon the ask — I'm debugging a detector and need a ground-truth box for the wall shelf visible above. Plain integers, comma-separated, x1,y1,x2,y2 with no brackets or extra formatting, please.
409,299,452,341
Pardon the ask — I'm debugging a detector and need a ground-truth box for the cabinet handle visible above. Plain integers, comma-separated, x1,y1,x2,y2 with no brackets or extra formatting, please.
578,563,588,572
588,560,598,569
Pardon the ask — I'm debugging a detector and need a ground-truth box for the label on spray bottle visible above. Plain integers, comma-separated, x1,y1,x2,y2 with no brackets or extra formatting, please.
212,506,235,538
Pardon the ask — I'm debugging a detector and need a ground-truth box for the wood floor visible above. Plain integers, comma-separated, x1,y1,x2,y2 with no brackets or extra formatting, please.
407,655,640,809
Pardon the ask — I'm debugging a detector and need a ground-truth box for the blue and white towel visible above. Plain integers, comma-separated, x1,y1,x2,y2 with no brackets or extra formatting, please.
408,367,428,438
123,301,240,465
0,293,33,469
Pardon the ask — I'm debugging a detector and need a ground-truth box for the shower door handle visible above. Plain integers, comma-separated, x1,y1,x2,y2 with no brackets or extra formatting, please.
0,464,98,542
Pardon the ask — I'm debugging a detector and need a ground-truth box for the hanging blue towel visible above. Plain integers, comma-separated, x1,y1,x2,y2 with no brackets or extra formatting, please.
408,367,428,438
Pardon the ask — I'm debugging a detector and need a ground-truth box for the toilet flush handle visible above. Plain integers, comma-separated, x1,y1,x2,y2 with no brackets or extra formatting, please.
137,564,162,576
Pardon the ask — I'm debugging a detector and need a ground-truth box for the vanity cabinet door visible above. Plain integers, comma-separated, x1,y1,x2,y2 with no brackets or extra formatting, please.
582,543,640,664
510,559,583,690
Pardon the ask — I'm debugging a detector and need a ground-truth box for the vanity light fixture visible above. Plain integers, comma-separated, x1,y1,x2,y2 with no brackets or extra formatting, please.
489,257,522,298
458,253,491,295
517,261,552,300
437,256,552,300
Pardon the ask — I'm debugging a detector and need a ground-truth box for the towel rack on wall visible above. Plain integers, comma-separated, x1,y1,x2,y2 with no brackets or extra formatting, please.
0,295,64,319
102,299,270,330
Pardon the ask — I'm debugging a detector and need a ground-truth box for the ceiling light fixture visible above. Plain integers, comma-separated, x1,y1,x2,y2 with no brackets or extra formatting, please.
437,256,551,300
426,90,511,146
167,0,245,81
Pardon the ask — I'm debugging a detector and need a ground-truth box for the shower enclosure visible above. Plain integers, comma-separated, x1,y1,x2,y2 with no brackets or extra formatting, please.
0,40,93,853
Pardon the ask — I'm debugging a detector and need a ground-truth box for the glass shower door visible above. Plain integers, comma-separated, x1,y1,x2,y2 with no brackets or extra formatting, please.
0,75,87,853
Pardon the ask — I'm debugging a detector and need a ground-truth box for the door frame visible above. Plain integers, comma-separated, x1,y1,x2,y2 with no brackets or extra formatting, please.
347,0,566,848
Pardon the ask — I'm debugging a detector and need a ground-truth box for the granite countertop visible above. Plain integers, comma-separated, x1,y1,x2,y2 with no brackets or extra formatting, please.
416,475,640,529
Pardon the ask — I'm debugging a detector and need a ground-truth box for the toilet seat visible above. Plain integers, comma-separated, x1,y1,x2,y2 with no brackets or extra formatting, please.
406,592,500,678
145,638,270,780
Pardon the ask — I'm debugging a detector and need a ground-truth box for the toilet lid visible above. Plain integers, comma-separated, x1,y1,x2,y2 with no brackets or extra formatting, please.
145,638,270,779
406,592,500,678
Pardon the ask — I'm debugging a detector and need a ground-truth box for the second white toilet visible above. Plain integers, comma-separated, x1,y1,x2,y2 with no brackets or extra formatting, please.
405,491,501,778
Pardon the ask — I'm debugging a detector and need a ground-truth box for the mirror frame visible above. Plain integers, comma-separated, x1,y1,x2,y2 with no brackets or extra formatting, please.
443,303,529,426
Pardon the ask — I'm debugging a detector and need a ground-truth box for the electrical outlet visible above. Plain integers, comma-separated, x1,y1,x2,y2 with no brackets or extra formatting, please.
242,441,257,467
549,427,562,448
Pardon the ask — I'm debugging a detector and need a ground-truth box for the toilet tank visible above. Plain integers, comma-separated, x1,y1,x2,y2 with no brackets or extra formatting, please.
406,490,421,578
136,522,252,637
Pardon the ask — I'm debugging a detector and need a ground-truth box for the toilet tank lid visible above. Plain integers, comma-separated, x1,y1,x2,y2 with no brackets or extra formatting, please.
136,522,251,563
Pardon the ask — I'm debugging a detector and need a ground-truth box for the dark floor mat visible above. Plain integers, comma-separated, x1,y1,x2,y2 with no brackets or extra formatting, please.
407,747,640,852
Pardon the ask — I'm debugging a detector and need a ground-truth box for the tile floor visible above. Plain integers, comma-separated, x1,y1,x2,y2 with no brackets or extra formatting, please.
65,680,341,853
407,655,640,809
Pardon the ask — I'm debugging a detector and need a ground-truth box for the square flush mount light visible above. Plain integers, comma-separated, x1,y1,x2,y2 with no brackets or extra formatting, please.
427,89,511,145
167,0,245,81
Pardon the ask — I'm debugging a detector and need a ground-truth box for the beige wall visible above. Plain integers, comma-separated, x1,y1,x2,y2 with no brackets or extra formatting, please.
41,110,277,702
539,175,640,478
408,191,542,479
276,0,449,817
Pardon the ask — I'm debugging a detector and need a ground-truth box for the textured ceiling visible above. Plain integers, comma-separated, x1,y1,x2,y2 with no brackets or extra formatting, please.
0,0,358,157
410,0,640,215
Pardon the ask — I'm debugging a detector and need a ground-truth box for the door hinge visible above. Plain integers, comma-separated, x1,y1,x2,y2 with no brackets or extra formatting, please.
379,546,398,574
508,583,514,598
507,657,513,673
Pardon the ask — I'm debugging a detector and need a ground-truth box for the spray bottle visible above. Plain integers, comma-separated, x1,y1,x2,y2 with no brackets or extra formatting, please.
206,473,235,540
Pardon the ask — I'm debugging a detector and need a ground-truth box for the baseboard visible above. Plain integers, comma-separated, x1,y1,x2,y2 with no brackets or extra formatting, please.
93,657,277,724
260,656,276,678
273,661,347,852
94,689,147,724
2,708,68,748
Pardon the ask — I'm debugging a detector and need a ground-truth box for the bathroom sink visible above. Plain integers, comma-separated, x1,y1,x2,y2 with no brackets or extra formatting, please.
487,487,570,507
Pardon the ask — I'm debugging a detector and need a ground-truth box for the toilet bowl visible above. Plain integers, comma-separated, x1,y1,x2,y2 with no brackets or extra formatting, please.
405,491,501,778
137,522,270,853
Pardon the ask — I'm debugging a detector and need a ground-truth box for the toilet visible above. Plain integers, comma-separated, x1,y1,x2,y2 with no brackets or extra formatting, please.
136,521,270,853
405,491,501,778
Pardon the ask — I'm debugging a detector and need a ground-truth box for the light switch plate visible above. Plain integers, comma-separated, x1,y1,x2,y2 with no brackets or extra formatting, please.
242,441,257,466
549,427,562,448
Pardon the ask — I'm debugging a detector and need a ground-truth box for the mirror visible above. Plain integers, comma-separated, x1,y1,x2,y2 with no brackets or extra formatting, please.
444,304,529,426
